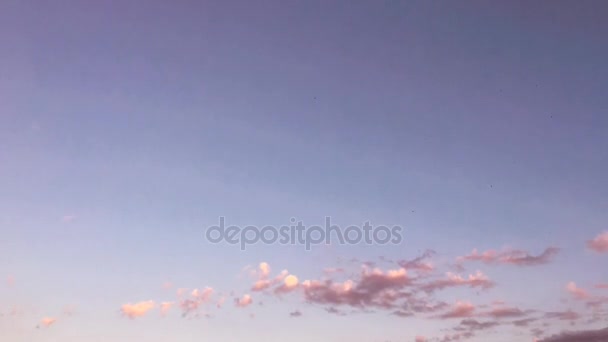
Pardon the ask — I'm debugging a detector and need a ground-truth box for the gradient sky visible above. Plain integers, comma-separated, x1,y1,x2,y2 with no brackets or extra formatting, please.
1,1,608,341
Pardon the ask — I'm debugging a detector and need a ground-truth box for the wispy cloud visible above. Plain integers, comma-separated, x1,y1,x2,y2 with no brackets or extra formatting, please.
61,215,77,223
566,282,589,300
38,317,57,328
544,310,580,322
121,301,155,319
436,301,476,319
397,249,436,272
216,296,226,308
482,305,529,319
420,271,494,293
160,302,174,316
459,247,559,266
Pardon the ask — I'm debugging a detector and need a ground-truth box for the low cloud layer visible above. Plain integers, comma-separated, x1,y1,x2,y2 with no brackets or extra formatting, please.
108,242,606,341
539,327,608,342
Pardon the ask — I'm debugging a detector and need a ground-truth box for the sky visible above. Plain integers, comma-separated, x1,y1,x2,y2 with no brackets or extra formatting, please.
1,0,608,341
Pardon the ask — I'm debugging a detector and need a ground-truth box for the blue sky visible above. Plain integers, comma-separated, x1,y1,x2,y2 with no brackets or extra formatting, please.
1,1,608,341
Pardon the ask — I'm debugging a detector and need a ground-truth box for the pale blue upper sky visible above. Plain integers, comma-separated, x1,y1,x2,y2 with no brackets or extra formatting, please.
1,1,607,341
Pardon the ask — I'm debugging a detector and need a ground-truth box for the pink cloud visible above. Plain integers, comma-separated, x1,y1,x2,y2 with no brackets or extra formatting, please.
484,306,529,319
179,299,202,317
258,262,271,279
415,336,427,342
121,301,155,319
587,232,608,253
302,279,363,307
179,287,214,317
160,302,174,316
250,263,296,293
459,247,559,266
301,267,411,310
62,215,77,223
566,282,589,300
252,279,271,291
436,301,476,319
235,294,253,308
216,296,226,308
357,267,409,293
420,271,494,293
275,274,299,294
274,269,289,282
460,249,497,263
38,317,57,328
191,287,213,302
